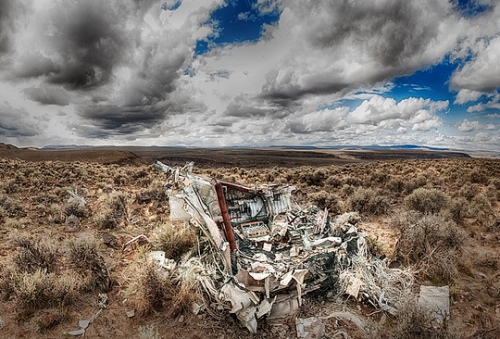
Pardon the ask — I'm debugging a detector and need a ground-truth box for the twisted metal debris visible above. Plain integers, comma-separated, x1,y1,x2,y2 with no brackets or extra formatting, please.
154,161,413,332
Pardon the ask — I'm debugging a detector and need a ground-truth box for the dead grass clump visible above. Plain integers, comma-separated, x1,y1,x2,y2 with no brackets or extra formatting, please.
152,223,197,260
128,263,174,316
93,211,119,229
391,301,459,339
404,188,449,215
348,187,390,215
1,269,80,311
67,239,112,292
113,173,128,186
138,324,160,339
63,201,86,218
109,191,128,219
12,237,58,274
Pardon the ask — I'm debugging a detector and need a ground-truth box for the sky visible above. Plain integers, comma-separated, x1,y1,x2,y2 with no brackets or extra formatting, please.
0,0,499,151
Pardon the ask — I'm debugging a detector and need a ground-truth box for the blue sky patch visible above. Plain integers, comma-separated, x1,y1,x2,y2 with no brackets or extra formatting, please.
195,0,280,55
453,0,492,17
162,0,182,11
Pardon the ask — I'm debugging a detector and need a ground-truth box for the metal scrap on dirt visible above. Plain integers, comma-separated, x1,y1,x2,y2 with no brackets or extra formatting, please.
153,161,414,333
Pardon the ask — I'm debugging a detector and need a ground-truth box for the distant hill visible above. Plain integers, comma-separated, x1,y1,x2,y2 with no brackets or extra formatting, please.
0,143,19,150
0,144,482,167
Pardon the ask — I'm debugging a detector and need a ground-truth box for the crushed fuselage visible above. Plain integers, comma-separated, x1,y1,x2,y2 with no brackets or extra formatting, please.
154,161,410,332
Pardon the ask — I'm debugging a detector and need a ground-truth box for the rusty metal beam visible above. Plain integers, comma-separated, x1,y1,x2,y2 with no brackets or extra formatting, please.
215,182,237,252
217,180,257,194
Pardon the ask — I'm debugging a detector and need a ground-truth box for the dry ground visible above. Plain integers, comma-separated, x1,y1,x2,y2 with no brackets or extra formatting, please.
0,146,498,338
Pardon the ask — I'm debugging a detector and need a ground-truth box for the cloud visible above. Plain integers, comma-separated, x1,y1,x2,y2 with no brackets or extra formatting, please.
457,118,497,132
24,85,71,106
257,0,459,103
0,0,21,57
466,93,500,112
0,0,225,140
0,103,40,137
77,104,167,137
454,89,483,104
349,96,447,130
450,36,500,93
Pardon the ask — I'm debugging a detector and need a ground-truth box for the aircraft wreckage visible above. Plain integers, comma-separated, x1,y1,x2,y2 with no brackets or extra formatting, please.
154,161,413,333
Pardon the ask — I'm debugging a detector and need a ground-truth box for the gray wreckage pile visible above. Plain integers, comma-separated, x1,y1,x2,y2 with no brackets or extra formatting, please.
152,161,414,333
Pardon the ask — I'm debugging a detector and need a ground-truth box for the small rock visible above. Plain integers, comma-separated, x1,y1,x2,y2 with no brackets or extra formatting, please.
100,232,119,249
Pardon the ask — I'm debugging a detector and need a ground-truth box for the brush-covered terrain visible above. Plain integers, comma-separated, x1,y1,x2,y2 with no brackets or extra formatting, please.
0,149,498,338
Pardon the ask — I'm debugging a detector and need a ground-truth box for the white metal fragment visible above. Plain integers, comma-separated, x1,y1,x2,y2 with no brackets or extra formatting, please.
418,285,450,322
296,317,325,339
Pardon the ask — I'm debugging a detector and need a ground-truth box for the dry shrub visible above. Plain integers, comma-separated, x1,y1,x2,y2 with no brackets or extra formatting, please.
0,206,5,223
457,183,480,200
391,301,459,339
137,179,168,203
300,169,326,186
325,175,342,188
308,190,343,215
0,193,24,217
469,168,488,184
386,177,405,196
404,174,427,194
12,237,58,274
63,200,86,217
94,192,128,229
404,188,448,215
392,213,466,283
470,193,494,227
446,197,470,225
343,176,363,187
67,239,112,292
152,223,197,260
488,178,500,190
348,187,390,215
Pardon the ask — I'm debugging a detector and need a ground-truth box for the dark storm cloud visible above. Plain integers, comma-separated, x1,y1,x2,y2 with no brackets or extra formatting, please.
44,1,126,90
306,1,439,67
224,101,271,118
0,0,26,58
13,53,60,78
0,104,39,137
78,104,167,137
260,80,349,103
24,85,70,106
260,0,452,103
0,0,13,55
